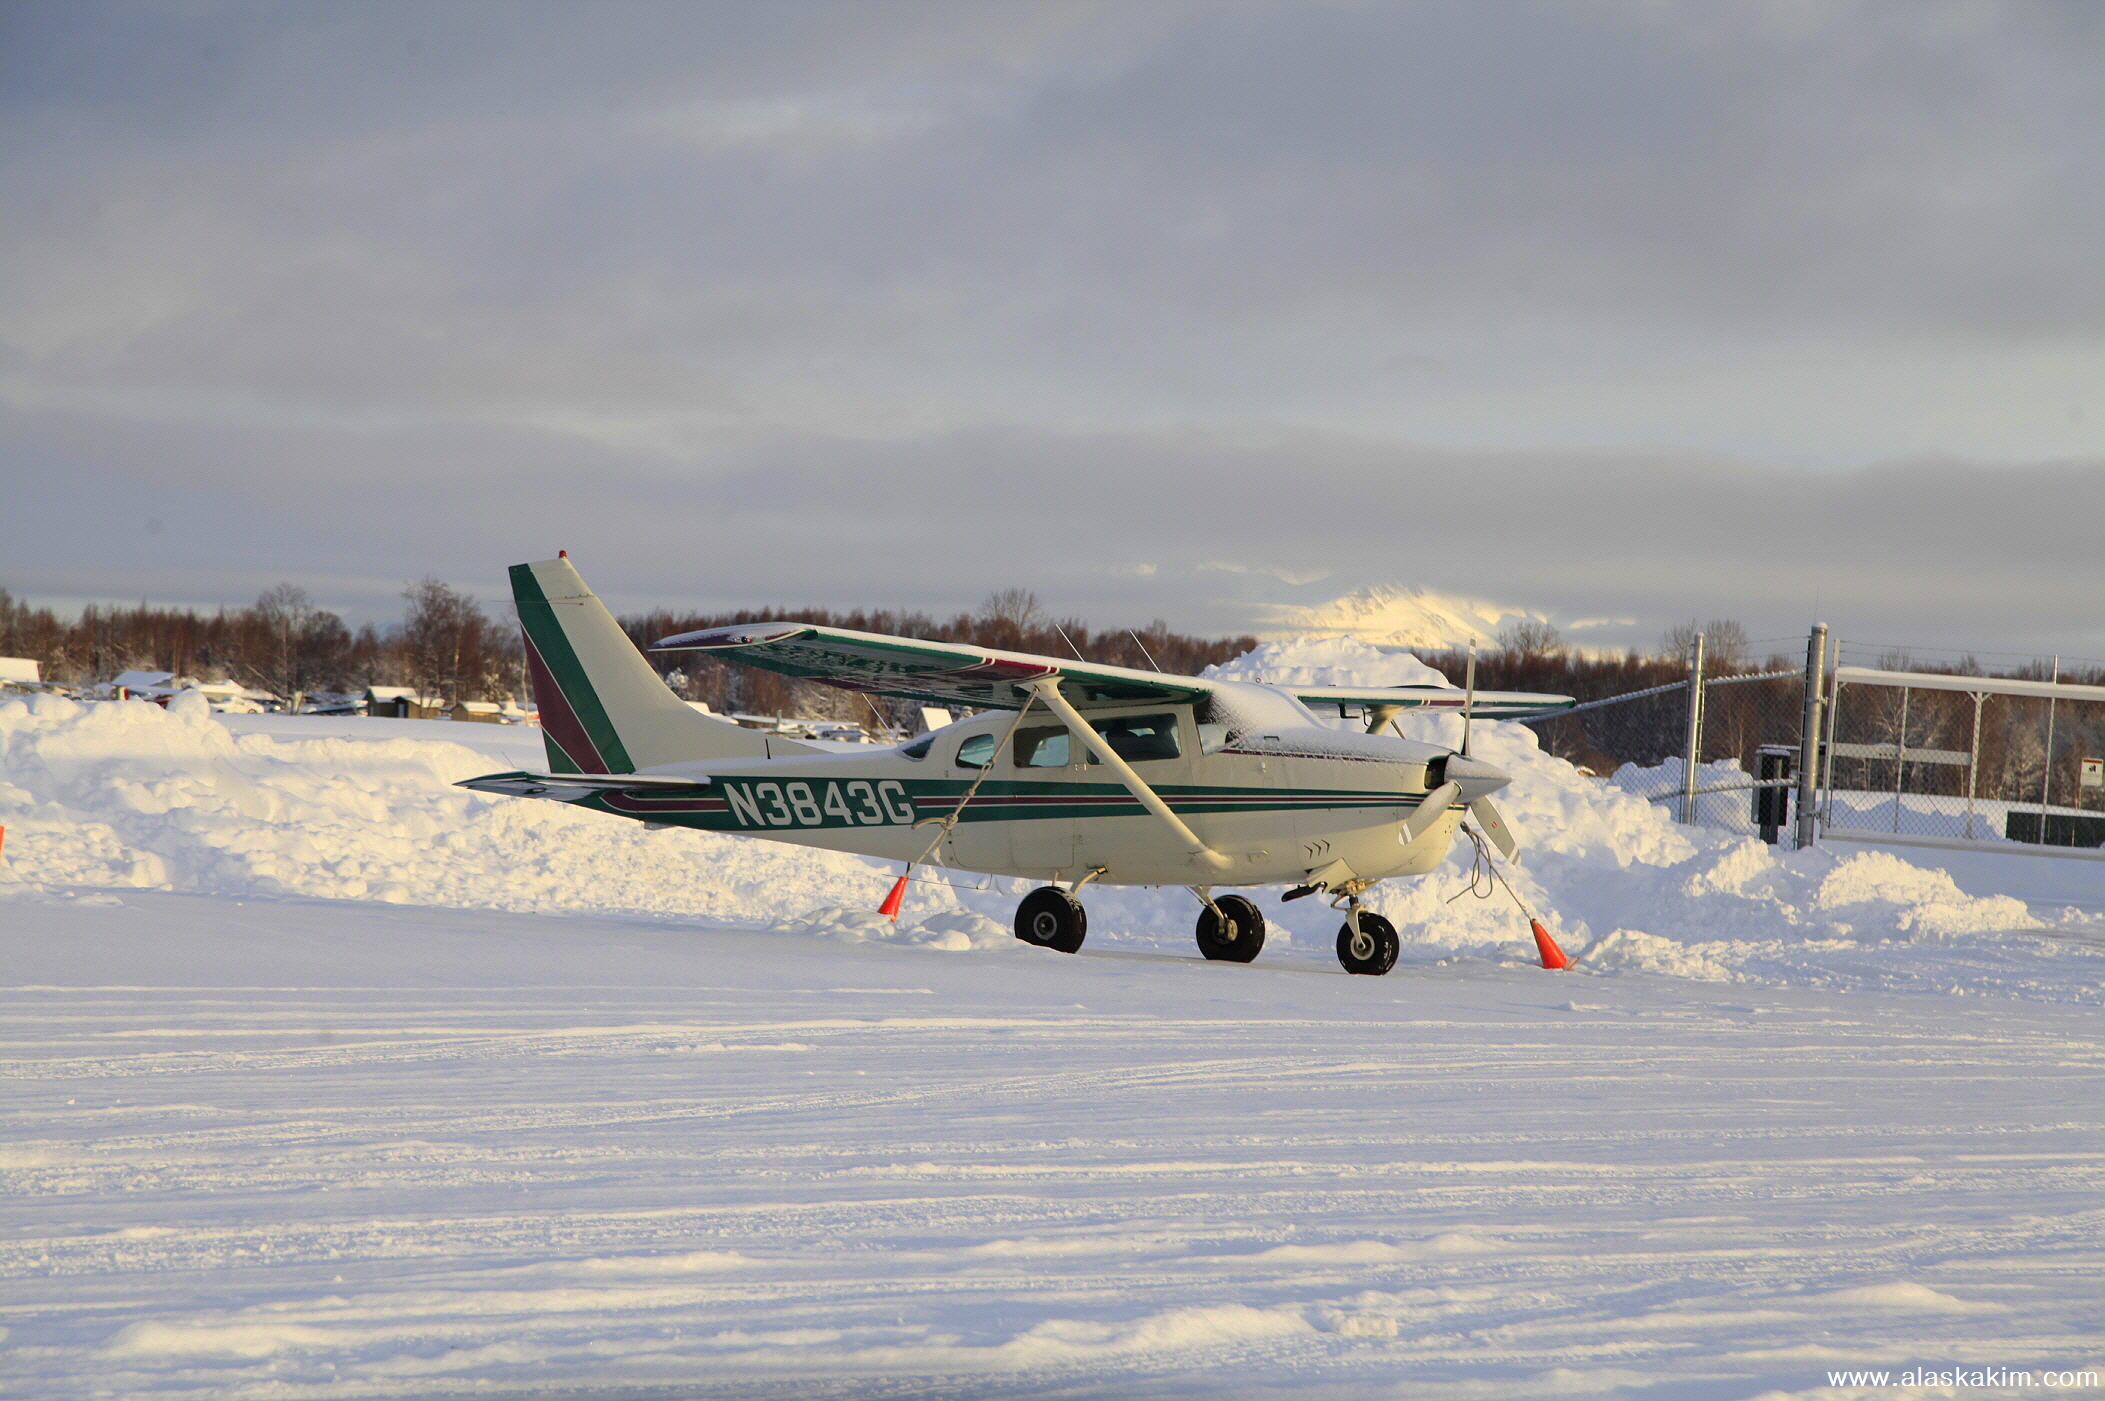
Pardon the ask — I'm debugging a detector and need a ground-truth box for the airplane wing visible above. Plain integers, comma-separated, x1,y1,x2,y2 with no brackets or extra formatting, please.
651,622,1575,718
650,623,1207,711
1291,685,1576,720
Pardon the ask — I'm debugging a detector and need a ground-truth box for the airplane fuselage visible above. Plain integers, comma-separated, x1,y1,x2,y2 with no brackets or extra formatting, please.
509,698,1476,889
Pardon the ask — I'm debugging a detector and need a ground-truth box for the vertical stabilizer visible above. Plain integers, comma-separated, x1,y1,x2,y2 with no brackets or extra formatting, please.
511,556,781,772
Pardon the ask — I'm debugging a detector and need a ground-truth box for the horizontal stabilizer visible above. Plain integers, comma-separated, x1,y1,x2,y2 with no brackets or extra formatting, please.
457,770,712,799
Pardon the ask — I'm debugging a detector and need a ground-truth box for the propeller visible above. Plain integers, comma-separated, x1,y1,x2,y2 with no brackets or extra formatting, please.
1452,640,1564,967
1402,781,1463,846
1460,638,1476,758
1469,794,1517,860
1457,638,1518,859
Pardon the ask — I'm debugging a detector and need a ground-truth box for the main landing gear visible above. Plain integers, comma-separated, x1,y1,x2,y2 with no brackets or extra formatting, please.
1012,883,1271,964
1014,886,1088,953
1195,893,1266,963
1010,882,1391,976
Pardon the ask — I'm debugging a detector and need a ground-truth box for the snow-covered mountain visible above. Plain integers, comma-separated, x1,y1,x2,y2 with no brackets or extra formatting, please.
1258,583,1543,649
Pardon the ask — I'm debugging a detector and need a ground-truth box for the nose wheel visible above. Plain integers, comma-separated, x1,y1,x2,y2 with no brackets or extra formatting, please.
1015,886,1088,953
1336,907,1399,976
1195,894,1266,962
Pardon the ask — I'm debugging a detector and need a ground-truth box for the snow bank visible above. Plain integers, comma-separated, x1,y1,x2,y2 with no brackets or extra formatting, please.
0,640,2081,1000
0,693,938,928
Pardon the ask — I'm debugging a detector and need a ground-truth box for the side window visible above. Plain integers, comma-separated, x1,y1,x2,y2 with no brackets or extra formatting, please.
1090,714,1181,763
1014,726,1071,768
955,734,995,769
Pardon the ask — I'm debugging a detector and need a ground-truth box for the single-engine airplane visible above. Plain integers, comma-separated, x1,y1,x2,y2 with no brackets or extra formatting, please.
460,556,1575,975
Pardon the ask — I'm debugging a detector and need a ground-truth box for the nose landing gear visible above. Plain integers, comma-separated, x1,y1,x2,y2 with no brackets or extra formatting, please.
1335,901,1399,976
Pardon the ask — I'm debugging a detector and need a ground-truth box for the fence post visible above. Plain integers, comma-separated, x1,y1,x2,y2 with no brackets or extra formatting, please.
1819,633,1842,825
1680,632,1706,824
1966,692,1986,839
1893,687,1909,834
1796,622,1826,849
2038,656,2059,845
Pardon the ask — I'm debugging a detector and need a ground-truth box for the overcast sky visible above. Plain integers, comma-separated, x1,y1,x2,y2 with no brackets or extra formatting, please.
3,0,2100,661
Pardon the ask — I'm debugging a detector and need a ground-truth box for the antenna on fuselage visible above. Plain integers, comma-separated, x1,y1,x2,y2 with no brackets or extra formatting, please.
1461,638,1477,757
1127,630,1163,672
1053,623,1086,662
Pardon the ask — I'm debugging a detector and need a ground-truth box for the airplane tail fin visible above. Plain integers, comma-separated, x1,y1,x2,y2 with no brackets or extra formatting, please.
510,556,786,772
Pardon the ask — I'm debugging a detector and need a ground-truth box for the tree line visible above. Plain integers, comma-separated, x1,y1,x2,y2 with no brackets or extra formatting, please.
0,579,520,704
0,581,1262,720
7,580,2093,803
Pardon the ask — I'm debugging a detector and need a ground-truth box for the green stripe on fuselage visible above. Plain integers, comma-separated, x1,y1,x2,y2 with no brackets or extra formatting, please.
572,776,1426,833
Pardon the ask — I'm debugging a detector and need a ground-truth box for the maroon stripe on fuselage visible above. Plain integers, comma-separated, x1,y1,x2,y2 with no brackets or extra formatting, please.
523,628,610,774
602,792,726,815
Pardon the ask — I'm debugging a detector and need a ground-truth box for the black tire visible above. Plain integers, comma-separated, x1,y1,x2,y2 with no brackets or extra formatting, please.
1336,912,1399,976
1195,895,1266,963
1015,886,1087,953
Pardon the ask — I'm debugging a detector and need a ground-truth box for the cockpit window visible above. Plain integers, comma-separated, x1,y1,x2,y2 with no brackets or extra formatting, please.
955,734,995,768
901,735,935,760
1013,714,1182,769
1014,727,1071,768
1090,714,1180,763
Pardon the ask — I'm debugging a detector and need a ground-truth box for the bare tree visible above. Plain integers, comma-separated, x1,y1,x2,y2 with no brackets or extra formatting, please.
977,587,1043,630
1661,618,1749,670
400,577,495,704
240,583,351,700
1498,617,1564,662
974,587,1043,651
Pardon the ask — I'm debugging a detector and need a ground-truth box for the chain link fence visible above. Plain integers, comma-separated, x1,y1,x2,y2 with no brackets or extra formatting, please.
1524,633,1813,842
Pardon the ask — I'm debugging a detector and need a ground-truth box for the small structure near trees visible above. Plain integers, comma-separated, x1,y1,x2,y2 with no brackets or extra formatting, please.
364,686,444,719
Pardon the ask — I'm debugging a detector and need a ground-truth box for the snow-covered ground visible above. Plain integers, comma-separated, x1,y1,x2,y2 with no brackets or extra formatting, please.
5,646,2103,1398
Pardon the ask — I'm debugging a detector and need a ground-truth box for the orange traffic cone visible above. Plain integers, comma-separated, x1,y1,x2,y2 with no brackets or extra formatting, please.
1531,919,1569,970
878,874,908,922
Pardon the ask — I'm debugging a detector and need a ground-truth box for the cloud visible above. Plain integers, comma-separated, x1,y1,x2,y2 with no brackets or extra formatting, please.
7,405,2100,661
1,1,2100,661
1194,562,1334,587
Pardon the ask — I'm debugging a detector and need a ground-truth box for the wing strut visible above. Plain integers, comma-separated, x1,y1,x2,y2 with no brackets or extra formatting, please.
1026,680,1234,874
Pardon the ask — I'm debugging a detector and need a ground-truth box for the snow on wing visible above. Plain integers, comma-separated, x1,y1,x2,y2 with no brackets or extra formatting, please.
1291,685,1576,719
648,623,1208,710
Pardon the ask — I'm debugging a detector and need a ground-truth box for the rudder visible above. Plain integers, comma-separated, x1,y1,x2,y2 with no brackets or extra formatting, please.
511,556,782,772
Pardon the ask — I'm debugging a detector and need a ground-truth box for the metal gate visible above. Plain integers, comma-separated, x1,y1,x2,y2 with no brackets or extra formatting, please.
1534,630,2105,857
1817,665,2105,857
